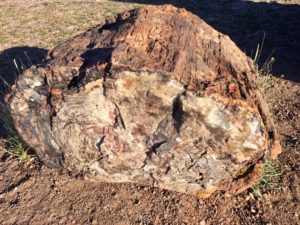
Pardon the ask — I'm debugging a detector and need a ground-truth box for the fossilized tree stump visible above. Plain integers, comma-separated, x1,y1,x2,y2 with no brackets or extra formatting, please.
8,5,280,197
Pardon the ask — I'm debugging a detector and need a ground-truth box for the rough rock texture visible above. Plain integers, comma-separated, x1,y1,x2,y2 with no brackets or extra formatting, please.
8,5,280,197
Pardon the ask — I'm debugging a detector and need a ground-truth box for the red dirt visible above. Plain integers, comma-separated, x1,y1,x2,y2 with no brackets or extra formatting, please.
1,77,300,225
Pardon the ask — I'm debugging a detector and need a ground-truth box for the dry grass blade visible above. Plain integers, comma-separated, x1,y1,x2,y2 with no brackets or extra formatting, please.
0,57,34,161
251,160,283,198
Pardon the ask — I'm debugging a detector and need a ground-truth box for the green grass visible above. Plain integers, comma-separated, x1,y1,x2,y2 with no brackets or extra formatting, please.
0,56,33,161
0,100,33,161
3,136,33,161
252,36,278,107
251,39,283,198
251,160,283,198
257,71,276,104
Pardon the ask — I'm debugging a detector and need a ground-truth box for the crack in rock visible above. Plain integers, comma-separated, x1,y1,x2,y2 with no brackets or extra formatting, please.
7,5,280,197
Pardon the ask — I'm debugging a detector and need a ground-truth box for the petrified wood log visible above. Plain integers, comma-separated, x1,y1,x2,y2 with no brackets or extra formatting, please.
8,5,281,197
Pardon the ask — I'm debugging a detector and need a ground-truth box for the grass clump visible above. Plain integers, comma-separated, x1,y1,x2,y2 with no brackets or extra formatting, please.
3,136,32,161
0,101,33,162
251,160,283,198
0,54,34,162
252,34,279,108
251,37,283,197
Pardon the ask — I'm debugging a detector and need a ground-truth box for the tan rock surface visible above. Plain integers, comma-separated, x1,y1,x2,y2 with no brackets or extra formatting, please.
8,5,280,197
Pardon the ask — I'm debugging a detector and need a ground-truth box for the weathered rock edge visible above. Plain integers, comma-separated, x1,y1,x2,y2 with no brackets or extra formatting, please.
8,5,281,197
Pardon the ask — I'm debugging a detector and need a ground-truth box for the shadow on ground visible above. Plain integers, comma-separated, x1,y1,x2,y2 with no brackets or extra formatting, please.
116,0,300,82
0,46,48,137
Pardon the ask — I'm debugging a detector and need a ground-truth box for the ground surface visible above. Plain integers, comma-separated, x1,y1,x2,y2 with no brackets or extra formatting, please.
0,0,299,224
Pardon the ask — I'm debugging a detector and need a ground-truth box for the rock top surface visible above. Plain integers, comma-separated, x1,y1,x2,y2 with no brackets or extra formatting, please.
8,5,280,197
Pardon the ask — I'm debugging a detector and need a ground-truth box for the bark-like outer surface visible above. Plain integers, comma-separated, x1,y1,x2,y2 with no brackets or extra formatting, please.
8,5,280,197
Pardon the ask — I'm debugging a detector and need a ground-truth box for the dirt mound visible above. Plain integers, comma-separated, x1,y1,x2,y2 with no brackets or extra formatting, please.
8,5,280,197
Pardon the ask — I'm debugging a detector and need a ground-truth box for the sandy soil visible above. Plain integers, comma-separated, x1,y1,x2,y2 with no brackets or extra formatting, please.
0,0,299,224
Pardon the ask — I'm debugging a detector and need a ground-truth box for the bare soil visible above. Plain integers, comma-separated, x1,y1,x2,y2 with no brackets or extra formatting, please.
0,1,299,224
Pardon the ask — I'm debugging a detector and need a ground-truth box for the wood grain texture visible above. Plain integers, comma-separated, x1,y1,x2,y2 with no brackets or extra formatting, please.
8,5,280,197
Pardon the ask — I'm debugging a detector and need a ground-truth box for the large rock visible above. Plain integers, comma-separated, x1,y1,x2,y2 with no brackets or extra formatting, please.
8,5,280,197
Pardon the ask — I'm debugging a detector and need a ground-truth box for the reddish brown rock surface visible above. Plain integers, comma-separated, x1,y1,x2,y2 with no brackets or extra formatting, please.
8,5,280,197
